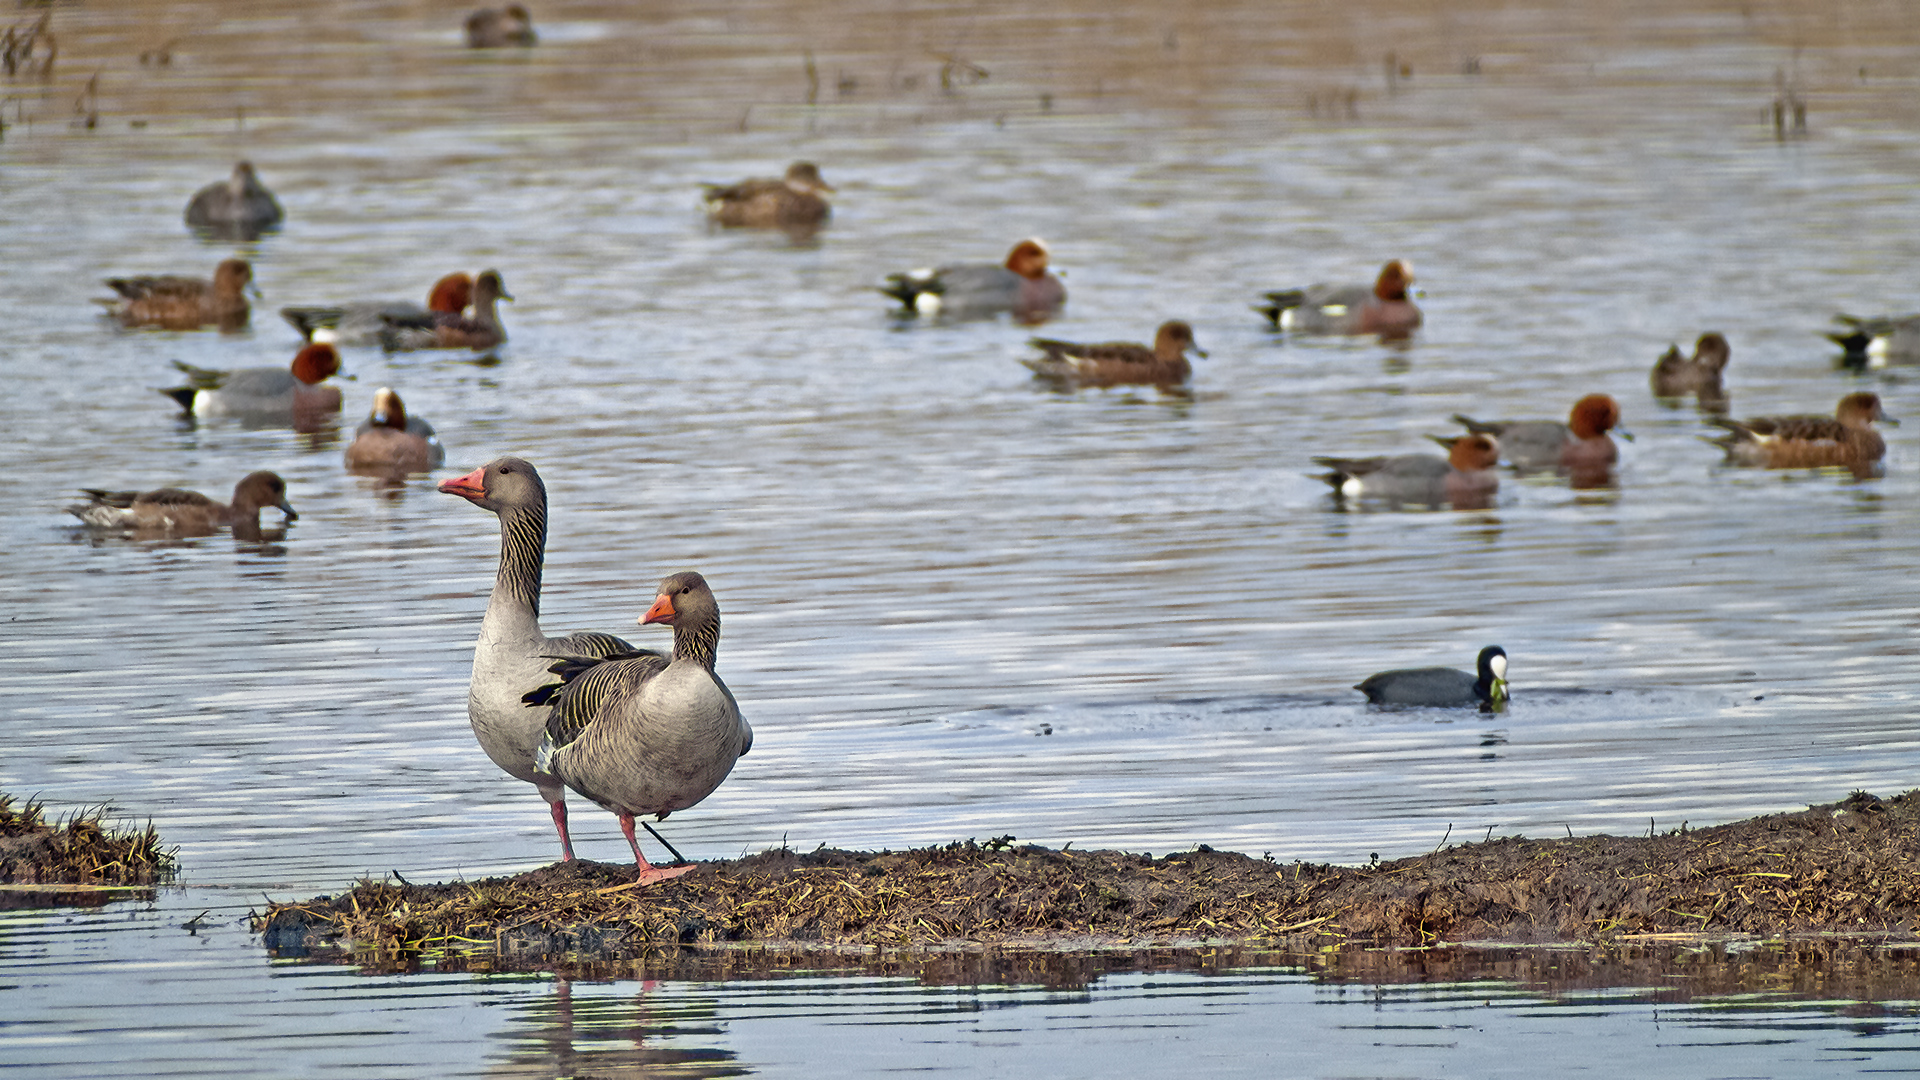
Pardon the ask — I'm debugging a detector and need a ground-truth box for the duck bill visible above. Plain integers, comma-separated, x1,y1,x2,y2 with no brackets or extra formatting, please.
278,500,299,522
437,466,487,500
640,593,676,625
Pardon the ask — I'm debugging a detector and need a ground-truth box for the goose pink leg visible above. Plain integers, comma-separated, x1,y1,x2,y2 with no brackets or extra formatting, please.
549,798,576,861
620,813,695,885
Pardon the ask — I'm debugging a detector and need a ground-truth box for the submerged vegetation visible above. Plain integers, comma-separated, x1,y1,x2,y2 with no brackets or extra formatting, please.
0,793,175,893
259,791,1920,966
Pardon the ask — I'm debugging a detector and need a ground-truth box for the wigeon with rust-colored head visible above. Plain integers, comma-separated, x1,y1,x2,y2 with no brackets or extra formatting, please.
345,387,446,477
1258,259,1422,338
99,258,255,332
701,162,834,232
1708,392,1893,477
161,341,344,431
1021,320,1205,390
281,272,474,345
881,238,1068,325
1450,394,1629,480
1313,433,1500,511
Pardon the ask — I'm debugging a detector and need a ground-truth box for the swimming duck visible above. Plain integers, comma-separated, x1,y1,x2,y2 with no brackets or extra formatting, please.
1313,434,1501,510
344,388,445,476
1021,320,1205,389
880,238,1067,324
183,161,284,240
528,570,751,885
466,4,536,46
1707,392,1893,474
281,273,474,345
68,471,296,541
439,457,657,861
701,162,834,231
99,258,254,332
1256,259,1422,337
1450,394,1628,476
1650,332,1732,405
161,342,344,428
1355,645,1509,709
1828,313,1920,368
378,269,510,351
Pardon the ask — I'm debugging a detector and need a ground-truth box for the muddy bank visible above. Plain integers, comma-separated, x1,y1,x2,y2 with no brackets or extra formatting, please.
0,793,174,906
259,791,1920,962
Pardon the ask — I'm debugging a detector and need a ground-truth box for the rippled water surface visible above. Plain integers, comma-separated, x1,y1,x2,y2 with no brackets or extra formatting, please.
4,0,1920,1075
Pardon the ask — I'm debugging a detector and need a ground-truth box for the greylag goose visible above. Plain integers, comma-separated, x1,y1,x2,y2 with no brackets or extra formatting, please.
439,457,654,860
529,571,751,885
1356,645,1509,709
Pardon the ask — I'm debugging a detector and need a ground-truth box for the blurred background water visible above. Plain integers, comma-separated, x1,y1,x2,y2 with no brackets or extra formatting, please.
3,0,1920,1075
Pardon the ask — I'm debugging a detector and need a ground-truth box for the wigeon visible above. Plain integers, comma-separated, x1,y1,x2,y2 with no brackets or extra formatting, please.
162,342,345,429
438,457,656,861
344,388,446,476
1828,313,1920,368
68,471,297,541
1650,332,1732,406
1257,259,1422,338
1450,394,1628,479
1021,320,1205,389
701,162,834,231
377,269,510,351
183,161,284,241
1313,434,1501,510
880,238,1067,324
1356,646,1509,709
527,571,752,886
466,4,536,47
99,258,254,332
1708,392,1893,475
281,273,474,345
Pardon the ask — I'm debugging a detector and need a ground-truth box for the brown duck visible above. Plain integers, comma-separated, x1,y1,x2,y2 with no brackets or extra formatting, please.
99,258,254,332
701,162,834,230
1708,392,1893,475
1022,320,1206,389
69,471,297,541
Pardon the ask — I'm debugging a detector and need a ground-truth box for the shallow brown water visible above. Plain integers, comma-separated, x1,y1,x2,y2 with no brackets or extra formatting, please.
4,0,1920,1075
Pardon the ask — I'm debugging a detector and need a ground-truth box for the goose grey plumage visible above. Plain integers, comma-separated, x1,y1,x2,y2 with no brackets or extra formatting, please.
529,571,751,885
1355,645,1509,709
438,457,654,860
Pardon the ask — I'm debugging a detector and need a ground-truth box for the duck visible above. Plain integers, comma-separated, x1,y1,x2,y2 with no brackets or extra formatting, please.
99,258,254,332
344,388,446,476
377,269,510,351
1828,313,1920,368
1449,394,1628,476
1313,434,1501,510
700,162,834,231
1651,332,1732,405
161,342,345,429
1256,259,1422,337
438,457,659,861
183,161,284,240
527,570,751,885
880,238,1067,324
1355,645,1509,709
466,4,536,47
281,273,474,345
68,471,297,541
1021,320,1206,389
1707,392,1893,474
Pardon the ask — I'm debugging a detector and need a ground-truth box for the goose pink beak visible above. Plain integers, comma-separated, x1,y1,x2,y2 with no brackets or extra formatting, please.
641,593,676,625
437,466,486,500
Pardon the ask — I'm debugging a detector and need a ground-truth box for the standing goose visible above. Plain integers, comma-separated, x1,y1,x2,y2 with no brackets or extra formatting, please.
439,458,654,860
529,571,751,884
